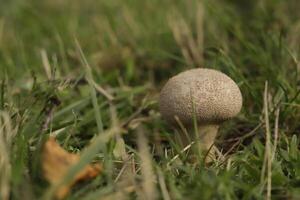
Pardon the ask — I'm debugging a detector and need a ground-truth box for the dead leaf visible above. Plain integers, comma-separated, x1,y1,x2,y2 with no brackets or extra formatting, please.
42,137,102,199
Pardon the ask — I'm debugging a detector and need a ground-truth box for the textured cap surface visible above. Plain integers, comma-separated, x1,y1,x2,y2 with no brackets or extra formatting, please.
159,68,242,125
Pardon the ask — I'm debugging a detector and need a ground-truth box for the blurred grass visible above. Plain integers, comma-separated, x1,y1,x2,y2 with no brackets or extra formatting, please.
1,0,300,199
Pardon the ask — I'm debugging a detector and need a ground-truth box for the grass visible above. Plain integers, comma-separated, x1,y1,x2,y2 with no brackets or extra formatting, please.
1,0,300,199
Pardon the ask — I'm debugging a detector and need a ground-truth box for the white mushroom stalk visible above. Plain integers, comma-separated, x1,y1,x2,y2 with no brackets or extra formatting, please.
159,68,242,162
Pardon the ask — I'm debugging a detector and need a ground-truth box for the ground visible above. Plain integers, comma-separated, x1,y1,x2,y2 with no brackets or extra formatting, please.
1,0,300,199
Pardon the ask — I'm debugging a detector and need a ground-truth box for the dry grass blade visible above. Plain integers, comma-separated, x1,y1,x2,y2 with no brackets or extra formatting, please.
174,116,191,147
168,8,204,67
110,101,132,180
40,49,52,80
0,112,17,200
0,19,4,46
196,2,204,60
122,6,140,38
91,79,114,101
261,81,272,200
136,126,158,200
167,141,195,168
271,108,280,162
157,168,171,200
99,19,119,47
287,21,300,53
114,154,134,183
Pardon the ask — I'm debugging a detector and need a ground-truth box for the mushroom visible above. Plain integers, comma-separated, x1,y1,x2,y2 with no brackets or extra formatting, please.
159,68,242,162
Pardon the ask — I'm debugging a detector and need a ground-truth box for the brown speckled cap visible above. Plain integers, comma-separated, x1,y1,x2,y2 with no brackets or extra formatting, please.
159,68,242,126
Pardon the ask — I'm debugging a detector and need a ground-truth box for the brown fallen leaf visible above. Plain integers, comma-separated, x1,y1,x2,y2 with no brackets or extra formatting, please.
42,137,102,199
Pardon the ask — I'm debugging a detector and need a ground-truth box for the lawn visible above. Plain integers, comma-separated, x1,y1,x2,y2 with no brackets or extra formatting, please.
1,0,300,199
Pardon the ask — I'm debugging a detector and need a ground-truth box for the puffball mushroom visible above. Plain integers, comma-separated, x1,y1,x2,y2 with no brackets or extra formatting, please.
159,68,242,161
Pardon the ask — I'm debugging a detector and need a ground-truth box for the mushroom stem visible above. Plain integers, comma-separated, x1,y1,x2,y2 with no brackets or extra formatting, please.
176,124,219,163
196,124,219,152
196,124,218,162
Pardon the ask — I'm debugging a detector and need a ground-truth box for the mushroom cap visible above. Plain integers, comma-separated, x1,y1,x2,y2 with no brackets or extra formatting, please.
159,68,242,126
